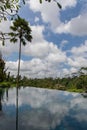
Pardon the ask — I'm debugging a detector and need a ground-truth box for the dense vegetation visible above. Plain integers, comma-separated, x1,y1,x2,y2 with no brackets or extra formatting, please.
19,70,87,93
0,53,10,87
2,69,87,93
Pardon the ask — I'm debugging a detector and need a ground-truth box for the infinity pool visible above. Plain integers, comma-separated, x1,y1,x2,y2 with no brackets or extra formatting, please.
0,87,87,130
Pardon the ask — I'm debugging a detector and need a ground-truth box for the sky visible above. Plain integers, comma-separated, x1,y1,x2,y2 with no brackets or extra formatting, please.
0,0,87,78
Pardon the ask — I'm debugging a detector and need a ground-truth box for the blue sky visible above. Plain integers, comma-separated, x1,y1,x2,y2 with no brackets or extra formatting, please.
0,0,87,78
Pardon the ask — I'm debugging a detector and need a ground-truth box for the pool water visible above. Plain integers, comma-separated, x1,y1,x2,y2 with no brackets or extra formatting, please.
0,87,87,130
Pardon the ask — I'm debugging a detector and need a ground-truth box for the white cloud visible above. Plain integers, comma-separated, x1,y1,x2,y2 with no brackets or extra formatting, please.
28,0,61,30
60,40,68,50
0,19,11,33
67,40,87,68
27,0,87,36
27,0,87,37
6,49,66,78
0,19,19,57
68,57,87,68
27,0,77,32
71,40,87,56
56,13,87,36
46,52,66,64
58,0,77,10
35,17,40,22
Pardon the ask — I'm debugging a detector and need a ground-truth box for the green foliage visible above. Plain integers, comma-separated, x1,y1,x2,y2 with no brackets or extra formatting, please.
17,67,87,93
9,16,32,45
39,0,62,9
0,82,10,88
39,0,42,3
0,65,87,93
0,0,20,21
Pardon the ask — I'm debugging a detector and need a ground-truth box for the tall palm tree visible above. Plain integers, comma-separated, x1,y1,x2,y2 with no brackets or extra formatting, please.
9,16,32,130
9,16,32,86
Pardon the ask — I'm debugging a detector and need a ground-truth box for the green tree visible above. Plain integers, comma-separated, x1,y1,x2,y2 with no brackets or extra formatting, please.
9,16,32,86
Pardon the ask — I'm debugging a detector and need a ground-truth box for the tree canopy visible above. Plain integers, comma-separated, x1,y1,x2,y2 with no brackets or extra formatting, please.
9,16,32,45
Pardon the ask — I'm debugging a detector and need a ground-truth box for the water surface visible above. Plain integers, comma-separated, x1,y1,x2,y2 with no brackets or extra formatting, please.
0,87,87,130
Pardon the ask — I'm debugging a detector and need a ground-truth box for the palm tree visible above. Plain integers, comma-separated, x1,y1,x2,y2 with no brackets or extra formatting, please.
9,16,32,130
9,16,32,86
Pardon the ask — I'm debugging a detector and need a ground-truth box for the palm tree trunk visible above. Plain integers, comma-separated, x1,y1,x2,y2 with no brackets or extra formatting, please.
16,39,21,130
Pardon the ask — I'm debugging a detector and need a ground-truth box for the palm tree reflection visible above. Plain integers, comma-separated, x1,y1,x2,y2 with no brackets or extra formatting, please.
6,88,8,101
16,87,18,130
0,91,2,111
0,88,4,111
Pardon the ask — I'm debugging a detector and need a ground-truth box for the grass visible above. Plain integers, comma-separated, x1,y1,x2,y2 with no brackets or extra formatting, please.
67,88,84,93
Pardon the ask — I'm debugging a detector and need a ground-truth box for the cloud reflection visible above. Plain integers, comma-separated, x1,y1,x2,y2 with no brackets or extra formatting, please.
1,87,87,130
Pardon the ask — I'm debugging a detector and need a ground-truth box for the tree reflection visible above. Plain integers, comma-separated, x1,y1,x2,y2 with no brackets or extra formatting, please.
6,88,8,101
0,93,2,111
0,88,4,111
81,93,87,98
16,87,18,130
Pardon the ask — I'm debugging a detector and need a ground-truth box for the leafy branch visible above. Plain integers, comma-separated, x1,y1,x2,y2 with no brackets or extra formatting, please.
39,0,62,9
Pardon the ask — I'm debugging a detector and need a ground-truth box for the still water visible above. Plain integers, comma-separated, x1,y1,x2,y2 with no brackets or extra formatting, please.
0,87,87,130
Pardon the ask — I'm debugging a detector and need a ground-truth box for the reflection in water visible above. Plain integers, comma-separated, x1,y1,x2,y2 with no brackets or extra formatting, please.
0,89,3,111
6,89,8,101
81,93,87,98
0,87,87,130
16,87,18,130
0,88,4,111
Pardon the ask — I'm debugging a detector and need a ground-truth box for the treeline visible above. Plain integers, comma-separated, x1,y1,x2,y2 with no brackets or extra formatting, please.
0,54,87,92
8,67,87,92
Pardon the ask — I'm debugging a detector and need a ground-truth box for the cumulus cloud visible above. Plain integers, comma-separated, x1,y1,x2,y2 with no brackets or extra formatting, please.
56,13,87,36
27,0,78,33
67,40,87,68
6,49,66,78
27,0,87,37
71,40,87,56
58,40,87,76
28,0,61,31
68,57,87,68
